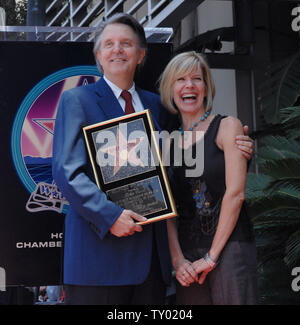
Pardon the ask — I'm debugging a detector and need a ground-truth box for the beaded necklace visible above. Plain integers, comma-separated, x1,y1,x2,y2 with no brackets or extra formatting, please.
178,110,211,135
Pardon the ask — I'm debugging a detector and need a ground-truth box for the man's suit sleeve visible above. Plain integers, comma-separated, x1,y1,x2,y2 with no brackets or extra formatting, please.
52,90,123,239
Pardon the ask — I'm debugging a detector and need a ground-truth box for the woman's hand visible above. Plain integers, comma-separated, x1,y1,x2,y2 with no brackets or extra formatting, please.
192,258,215,285
174,258,198,287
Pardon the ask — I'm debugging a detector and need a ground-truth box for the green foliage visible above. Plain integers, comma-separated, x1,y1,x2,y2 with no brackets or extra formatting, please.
258,52,300,125
257,258,300,305
247,106,300,269
247,65,300,303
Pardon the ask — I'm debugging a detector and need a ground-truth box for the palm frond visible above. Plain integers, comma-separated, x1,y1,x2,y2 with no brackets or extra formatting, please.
248,196,300,220
284,230,300,267
280,106,300,133
260,158,300,179
280,105,300,123
252,209,300,228
259,52,300,124
257,136,300,161
275,183,300,199
246,173,273,191
285,128,300,140
254,51,300,304
246,174,300,220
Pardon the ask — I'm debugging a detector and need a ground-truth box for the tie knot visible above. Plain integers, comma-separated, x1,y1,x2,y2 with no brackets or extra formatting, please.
121,90,132,102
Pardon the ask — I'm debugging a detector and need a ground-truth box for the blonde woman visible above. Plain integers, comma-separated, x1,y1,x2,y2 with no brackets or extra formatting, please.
160,51,258,305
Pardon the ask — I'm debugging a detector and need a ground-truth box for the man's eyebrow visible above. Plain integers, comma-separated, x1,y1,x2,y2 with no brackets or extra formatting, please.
103,37,134,42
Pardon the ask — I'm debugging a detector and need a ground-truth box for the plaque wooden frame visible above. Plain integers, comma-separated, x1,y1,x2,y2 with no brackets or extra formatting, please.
83,110,177,225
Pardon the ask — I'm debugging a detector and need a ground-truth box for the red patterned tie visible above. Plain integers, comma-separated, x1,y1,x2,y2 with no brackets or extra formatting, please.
121,90,135,115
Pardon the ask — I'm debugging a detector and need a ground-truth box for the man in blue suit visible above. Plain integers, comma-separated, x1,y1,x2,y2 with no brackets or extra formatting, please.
52,13,172,305
52,13,254,305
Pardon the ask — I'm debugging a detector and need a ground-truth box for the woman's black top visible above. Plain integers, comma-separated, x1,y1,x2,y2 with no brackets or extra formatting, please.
168,114,254,251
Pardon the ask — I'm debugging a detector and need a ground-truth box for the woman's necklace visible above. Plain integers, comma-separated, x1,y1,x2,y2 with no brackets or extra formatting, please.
179,110,211,135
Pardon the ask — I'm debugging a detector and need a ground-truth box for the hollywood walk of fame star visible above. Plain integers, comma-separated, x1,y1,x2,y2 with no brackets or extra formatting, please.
99,127,146,176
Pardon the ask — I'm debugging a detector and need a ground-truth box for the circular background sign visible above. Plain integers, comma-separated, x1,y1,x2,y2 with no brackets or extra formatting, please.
11,65,101,213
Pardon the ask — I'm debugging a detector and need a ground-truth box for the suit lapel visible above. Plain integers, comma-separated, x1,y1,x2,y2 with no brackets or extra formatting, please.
94,77,125,120
94,79,162,131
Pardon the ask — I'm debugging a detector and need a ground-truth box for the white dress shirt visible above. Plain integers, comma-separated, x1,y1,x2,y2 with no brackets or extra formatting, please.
103,76,145,113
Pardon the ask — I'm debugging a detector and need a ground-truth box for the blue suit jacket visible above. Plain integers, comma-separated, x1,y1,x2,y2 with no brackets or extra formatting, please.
52,77,172,286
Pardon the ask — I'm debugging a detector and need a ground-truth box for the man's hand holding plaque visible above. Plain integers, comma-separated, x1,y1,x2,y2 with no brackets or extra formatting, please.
110,209,147,237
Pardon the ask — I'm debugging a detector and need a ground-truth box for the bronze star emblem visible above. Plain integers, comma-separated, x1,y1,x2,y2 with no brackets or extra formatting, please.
99,127,145,176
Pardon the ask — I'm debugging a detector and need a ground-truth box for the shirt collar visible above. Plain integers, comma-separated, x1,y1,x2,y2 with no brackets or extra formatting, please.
103,75,136,100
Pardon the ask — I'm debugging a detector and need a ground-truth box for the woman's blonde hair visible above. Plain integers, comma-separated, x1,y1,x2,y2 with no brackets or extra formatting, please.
159,51,215,114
